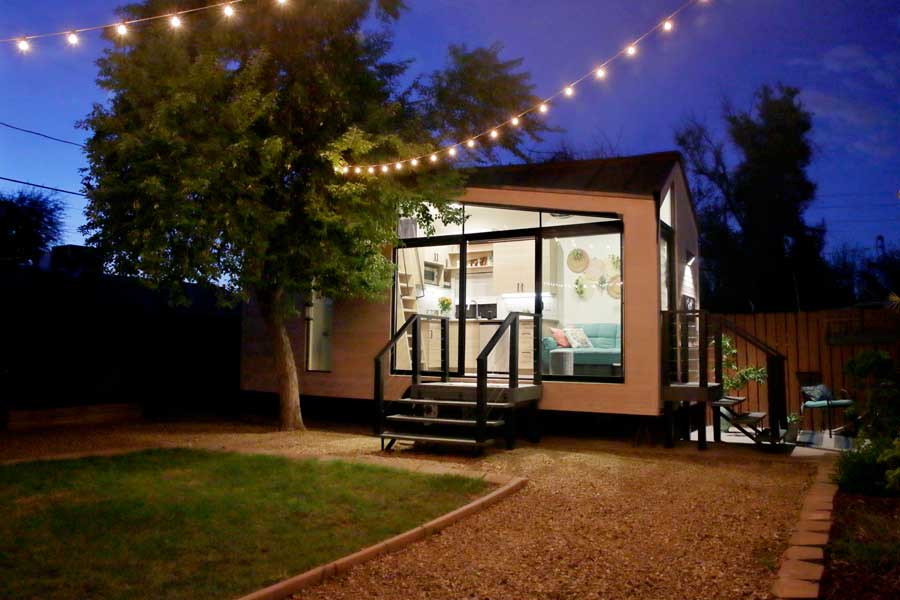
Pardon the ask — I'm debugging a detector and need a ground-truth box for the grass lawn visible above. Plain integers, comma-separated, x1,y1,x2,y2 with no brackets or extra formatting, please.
821,492,900,600
0,449,488,600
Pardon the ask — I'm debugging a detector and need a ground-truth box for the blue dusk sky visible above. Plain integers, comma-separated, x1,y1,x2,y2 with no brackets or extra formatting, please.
1,0,898,252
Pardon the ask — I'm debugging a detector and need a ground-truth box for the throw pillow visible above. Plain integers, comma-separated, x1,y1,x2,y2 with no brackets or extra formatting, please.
564,327,593,349
550,328,571,348
802,384,833,402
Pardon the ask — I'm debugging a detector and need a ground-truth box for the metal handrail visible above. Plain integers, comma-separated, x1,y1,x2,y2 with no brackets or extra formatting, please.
373,313,450,436
475,312,520,443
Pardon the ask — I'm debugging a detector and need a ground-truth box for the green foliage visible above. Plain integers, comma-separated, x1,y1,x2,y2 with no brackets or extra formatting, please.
844,350,900,442
835,441,894,496
720,334,767,394
0,448,486,599
79,0,548,312
880,439,900,492
675,84,838,312
0,189,63,267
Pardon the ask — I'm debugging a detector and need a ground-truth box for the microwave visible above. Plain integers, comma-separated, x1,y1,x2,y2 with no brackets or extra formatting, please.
423,265,440,285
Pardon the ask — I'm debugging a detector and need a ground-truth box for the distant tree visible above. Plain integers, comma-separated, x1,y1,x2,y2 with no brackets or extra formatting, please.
675,84,837,312
80,0,549,430
0,189,63,267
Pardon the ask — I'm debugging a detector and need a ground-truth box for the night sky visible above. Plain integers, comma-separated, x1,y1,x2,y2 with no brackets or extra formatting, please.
1,0,898,251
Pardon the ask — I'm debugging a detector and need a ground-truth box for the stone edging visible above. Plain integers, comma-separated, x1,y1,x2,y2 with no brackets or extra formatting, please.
771,457,838,599
236,468,527,600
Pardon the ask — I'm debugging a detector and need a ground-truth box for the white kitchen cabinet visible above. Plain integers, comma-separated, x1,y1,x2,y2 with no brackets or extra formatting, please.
492,240,535,295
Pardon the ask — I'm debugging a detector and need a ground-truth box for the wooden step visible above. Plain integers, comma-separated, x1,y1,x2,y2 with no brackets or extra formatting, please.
386,414,505,427
387,398,512,408
378,432,494,447
731,412,766,426
411,382,542,404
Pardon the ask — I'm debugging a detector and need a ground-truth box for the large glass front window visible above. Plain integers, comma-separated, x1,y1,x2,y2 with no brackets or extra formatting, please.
394,203,623,382
540,230,623,379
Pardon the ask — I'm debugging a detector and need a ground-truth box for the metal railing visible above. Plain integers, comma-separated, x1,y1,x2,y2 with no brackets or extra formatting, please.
662,309,788,443
373,314,449,436
475,312,520,443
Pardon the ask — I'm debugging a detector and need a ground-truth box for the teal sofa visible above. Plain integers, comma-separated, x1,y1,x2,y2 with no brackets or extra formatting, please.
541,323,622,376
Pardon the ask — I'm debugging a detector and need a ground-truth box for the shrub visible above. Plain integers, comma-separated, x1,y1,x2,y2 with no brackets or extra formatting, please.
835,441,894,496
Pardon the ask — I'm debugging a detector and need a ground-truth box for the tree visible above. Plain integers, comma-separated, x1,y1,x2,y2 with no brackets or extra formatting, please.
675,85,836,312
0,189,63,267
80,0,548,430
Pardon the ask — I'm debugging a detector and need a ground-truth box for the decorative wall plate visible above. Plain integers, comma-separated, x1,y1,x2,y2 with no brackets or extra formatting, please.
566,248,589,273
606,275,622,299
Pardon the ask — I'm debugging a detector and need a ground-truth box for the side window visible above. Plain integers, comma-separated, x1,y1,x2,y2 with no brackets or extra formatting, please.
306,295,333,371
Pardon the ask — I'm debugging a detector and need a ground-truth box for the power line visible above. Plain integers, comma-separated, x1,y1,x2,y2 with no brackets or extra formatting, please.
0,121,85,148
0,176,86,197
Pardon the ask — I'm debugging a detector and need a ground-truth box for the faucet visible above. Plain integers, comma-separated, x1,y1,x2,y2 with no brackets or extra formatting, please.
469,299,479,319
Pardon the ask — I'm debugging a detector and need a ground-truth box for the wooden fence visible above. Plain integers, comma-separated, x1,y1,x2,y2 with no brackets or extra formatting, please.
715,307,900,427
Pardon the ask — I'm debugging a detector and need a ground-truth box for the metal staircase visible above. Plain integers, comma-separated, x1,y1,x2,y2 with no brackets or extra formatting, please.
662,310,788,449
374,313,541,452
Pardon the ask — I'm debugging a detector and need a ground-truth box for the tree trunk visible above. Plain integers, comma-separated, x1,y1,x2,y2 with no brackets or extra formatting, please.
259,290,304,431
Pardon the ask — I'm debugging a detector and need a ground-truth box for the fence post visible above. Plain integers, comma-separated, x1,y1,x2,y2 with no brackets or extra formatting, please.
374,357,384,436
411,317,421,386
441,317,450,382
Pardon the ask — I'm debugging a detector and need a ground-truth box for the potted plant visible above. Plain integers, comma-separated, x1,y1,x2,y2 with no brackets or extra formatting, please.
784,413,801,443
719,335,768,432
438,296,453,316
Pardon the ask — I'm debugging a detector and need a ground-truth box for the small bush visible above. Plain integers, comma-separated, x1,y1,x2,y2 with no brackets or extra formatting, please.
835,442,894,496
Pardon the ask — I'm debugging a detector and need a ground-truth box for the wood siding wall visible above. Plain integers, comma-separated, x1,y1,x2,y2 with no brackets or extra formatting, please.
714,308,900,425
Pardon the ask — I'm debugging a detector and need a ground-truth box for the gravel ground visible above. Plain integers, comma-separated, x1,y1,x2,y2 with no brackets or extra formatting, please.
1,421,818,599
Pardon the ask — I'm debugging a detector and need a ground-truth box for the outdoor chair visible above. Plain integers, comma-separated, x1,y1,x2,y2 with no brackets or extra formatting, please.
796,371,854,438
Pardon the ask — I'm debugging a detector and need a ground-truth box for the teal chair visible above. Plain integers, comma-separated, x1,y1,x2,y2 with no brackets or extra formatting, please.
797,371,854,438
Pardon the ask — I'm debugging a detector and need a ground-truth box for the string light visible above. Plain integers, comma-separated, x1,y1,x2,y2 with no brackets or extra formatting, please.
2,0,712,175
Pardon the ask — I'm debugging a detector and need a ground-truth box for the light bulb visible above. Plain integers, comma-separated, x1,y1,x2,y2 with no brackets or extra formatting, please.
511,117,520,126
489,130,499,139
381,165,389,173
342,166,350,174
354,167,362,174
411,159,419,167
223,5,235,17
448,148,457,157
595,68,607,79
430,154,438,163
466,139,476,148
17,39,30,52
276,0,288,4
626,45,637,56
67,32,79,46
538,103,548,114
663,20,673,31
367,167,375,174
116,23,128,36
395,163,403,170
564,86,574,97
170,15,182,28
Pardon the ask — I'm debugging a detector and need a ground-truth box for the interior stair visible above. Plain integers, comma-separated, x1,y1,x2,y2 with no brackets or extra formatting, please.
378,381,541,451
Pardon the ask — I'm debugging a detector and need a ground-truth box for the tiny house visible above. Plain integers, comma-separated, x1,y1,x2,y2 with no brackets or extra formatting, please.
241,152,702,447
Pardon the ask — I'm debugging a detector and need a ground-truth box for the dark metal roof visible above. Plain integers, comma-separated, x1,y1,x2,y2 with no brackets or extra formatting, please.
466,151,683,197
